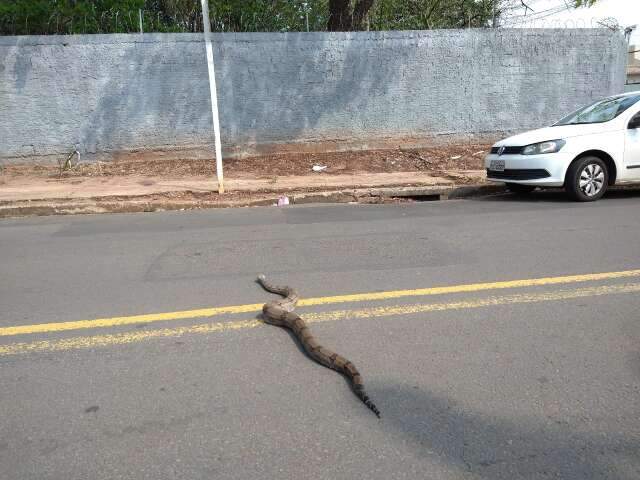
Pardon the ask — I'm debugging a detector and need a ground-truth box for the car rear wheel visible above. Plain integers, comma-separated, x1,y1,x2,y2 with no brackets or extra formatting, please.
565,156,608,202
506,183,536,194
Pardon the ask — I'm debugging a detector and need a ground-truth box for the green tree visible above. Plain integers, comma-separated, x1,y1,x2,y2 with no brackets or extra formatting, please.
0,0,600,35
371,0,496,30
0,0,146,35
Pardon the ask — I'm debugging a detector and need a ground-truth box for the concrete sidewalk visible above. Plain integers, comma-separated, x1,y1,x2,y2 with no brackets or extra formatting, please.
0,169,498,217
0,171,485,201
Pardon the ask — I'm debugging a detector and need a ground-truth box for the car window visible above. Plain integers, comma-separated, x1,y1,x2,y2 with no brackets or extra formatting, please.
629,111,640,129
555,95,640,126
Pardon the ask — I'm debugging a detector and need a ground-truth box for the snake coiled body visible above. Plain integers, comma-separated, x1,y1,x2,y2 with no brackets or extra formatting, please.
257,274,380,418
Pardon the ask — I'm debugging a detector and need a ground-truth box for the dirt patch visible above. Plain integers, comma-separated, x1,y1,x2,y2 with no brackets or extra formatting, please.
1,144,489,179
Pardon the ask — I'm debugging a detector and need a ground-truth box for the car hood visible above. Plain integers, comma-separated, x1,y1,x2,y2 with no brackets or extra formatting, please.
496,123,618,147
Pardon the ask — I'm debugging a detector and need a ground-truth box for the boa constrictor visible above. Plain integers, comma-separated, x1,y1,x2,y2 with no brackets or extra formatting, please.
257,274,380,418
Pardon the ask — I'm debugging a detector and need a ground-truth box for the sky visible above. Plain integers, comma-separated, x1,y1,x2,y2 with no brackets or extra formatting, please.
502,0,640,45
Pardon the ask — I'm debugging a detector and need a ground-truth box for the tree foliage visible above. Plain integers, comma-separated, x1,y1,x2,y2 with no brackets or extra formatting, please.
371,0,499,30
0,0,599,35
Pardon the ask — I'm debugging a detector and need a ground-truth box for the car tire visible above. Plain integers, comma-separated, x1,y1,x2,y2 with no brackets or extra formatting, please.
506,183,536,194
565,156,608,202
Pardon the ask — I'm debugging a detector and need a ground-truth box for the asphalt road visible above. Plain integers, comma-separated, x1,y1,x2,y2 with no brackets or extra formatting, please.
1,190,640,480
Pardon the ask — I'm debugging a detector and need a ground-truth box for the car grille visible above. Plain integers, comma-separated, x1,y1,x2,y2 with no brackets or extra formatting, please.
490,146,523,155
486,169,550,180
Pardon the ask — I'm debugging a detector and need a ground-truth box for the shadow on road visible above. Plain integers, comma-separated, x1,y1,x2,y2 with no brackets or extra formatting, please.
474,187,640,204
370,383,639,479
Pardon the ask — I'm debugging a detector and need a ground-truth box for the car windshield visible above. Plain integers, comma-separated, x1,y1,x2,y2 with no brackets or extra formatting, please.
554,94,640,126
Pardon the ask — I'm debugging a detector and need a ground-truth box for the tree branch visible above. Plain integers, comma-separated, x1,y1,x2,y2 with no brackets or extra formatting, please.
520,0,534,15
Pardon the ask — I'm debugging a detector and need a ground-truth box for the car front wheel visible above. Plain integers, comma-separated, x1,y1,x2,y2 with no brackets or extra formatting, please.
565,156,608,202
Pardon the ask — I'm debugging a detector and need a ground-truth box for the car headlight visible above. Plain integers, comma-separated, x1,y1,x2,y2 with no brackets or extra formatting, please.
521,139,566,155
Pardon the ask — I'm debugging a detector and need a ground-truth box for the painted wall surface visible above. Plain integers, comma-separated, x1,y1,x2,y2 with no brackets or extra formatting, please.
0,30,627,162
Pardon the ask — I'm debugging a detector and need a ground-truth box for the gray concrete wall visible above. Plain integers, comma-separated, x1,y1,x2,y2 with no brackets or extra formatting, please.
0,29,628,163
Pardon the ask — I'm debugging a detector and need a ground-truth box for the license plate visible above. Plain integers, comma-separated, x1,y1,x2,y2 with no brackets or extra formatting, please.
490,160,505,172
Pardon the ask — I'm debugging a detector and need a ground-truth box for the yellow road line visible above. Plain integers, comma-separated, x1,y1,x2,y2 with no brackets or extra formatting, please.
1,282,638,356
0,304,264,338
2,268,640,338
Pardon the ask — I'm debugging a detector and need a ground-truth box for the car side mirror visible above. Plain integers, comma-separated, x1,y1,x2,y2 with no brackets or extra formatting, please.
629,116,640,129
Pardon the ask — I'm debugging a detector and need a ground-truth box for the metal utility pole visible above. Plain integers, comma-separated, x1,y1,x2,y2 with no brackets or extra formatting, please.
138,9,143,34
200,0,225,194
492,1,497,28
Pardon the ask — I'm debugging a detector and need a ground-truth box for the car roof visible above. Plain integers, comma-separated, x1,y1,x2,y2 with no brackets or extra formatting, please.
606,91,640,100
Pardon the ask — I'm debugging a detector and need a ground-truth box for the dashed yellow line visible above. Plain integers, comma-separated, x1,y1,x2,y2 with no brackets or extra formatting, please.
1,282,638,356
2,268,640,337
0,319,263,356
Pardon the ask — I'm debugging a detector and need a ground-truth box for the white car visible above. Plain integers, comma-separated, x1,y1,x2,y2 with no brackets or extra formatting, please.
485,92,640,201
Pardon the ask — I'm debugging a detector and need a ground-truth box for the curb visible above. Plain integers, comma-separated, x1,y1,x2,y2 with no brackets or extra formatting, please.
0,183,505,219
291,184,506,204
